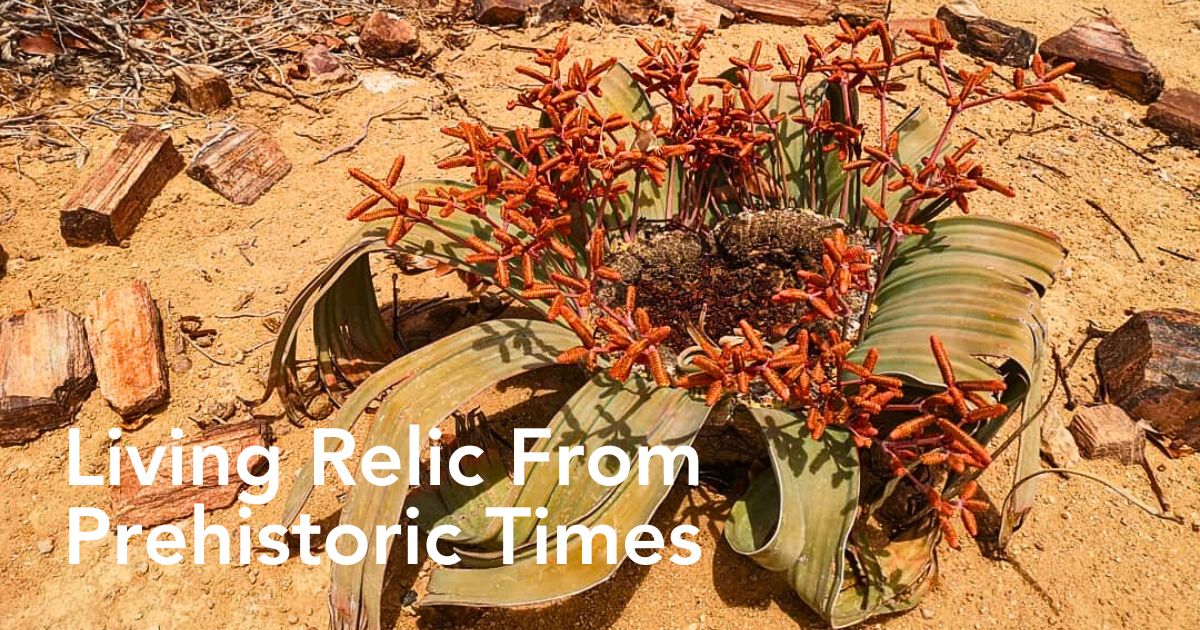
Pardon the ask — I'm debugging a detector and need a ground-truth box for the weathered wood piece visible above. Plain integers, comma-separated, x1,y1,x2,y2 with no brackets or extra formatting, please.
111,421,271,527
170,65,233,113
673,0,734,30
60,125,183,246
85,280,169,417
937,0,1037,68
0,308,95,445
1145,88,1200,149
1096,309,1200,449
187,127,291,205
732,0,883,26
360,12,419,58
1040,17,1164,104
1068,404,1145,464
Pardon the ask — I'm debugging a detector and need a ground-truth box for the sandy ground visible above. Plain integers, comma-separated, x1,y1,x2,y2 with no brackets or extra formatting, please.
3,1,1200,628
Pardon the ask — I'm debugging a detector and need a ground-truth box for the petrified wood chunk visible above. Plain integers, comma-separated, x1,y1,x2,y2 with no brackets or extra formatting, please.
1040,17,1164,104
673,0,734,30
597,0,665,24
1096,309,1200,449
0,308,95,445
60,125,183,246
170,64,233,113
1145,88,1200,149
111,421,271,527
1068,404,1145,465
474,0,582,24
937,0,1037,68
731,0,883,26
85,280,169,417
187,127,291,205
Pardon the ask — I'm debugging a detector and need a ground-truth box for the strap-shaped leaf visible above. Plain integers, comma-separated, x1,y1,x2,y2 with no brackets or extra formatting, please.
313,256,399,392
420,377,710,606
411,372,667,555
725,408,936,628
268,179,567,419
724,409,858,619
850,215,1065,543
293,319,581,630
854,216,1064,388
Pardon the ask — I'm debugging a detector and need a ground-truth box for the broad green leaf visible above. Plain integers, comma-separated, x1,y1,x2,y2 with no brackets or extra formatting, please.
268,178,572,418
279,319,580,529
854,216,1064,388
420,379,711,606
301,319,582,630
724,408,935,628
412,372,657,553
724,409,859,620
851,215,1065,542
313,256,399,393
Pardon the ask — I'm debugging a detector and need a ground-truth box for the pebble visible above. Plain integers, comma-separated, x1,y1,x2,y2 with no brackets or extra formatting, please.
37,538,54,555
288,614,299,625
921,608,935,620
135,561,149,575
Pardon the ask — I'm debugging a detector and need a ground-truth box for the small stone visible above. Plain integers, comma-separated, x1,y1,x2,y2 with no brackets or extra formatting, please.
359,12,419,58
305,395,334,420
37,538,54,554
207,396,238,421
135,561,149,575
921,607,936,620
290,45,351,85
1040,423,1081,468
288,614,299,625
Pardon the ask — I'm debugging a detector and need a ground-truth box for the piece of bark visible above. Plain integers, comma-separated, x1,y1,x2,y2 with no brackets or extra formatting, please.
1040,17,1164,104
1145,88,1200,149
171,65,233,113
673,0,734,30
1068,404,1145,465
0,308,95,445
187,127,291,205
60,125,183,246
937,0,1037,68
85,280,169,417
1040,423,1080,468
111,421,271,527
290,44,352,85
1096,309,1200,449
360,12,419,58
732,0,883,26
